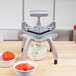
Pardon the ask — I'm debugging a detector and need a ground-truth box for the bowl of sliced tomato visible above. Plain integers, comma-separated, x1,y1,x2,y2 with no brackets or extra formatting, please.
13,61,37,76
0,51,17,67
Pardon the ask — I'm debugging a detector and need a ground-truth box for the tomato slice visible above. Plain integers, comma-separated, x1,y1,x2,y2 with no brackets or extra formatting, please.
15,63,34,71
27,66,34,70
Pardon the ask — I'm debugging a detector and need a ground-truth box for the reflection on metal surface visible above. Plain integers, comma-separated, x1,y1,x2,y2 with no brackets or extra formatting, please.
56,30,73,41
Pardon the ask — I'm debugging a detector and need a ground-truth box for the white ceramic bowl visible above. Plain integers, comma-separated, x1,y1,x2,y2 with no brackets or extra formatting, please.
13,61,37,76
0,53,17,67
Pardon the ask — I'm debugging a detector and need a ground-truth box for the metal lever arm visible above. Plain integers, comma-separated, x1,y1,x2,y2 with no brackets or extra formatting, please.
46,21,56,30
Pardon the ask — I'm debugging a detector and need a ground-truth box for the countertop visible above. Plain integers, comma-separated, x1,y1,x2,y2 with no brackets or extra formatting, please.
0,41,76,76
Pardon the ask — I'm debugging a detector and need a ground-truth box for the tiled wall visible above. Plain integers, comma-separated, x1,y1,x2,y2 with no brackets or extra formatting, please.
0,0,76,30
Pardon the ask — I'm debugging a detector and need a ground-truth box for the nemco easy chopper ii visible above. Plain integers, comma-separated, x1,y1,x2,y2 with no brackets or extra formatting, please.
20,0,58,64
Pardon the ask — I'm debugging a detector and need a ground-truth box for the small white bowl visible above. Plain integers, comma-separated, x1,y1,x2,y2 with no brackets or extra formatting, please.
0,53,17,67
13,61,37,76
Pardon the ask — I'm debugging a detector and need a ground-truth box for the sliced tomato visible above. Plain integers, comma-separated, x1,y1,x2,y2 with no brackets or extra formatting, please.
15,63,34,71
27,66,34,70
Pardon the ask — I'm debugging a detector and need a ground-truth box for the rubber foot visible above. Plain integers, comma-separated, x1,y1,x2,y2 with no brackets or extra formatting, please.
50,48,52,52
54,60,57,64
21,48,23,52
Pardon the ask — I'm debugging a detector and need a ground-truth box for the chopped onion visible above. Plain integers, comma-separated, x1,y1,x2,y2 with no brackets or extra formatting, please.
28,44,47,60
